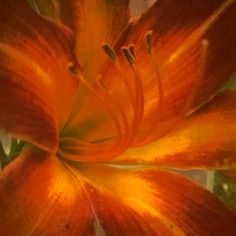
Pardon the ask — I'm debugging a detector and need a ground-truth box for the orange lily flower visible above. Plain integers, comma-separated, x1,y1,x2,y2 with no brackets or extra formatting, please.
0,0,236,235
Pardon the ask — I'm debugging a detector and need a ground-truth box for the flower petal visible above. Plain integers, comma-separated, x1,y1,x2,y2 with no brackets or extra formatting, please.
78,164,236,235
0,0,79,151
70,0,130,77
1,150,235,235
111,90,236,169
0,148,94,235
103,0,236,144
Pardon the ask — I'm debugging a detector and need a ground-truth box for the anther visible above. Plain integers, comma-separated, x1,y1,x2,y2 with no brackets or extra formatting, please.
128,44,135,58
68,62,79,74
145,30,153,54
121,46,135,65
102,43,117,62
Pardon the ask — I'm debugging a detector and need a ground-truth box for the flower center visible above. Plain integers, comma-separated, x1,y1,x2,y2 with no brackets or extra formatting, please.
57,32,165,163
57,31,209,164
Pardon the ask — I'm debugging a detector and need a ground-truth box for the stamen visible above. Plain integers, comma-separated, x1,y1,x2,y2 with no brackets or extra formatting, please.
145,30,164,111
145,30,153,54
102,43,117,62
128,44,135,58
132,65,145,128
66,65,127,159
63,36,163,160
95,76,130,147
134,31,164,146
78,72,123,145
101,43,145,150
121,46,135,65
70,60,147,160
102,44,140,147
121,46,145,140
140,38,209,146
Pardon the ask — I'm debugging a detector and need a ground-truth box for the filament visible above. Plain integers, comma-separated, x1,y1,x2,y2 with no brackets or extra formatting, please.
133,31,164,145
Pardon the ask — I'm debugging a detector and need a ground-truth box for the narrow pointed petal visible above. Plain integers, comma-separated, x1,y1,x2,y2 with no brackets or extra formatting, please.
0,149,94,235
0,0,79,150
102,0,236,144
69,0,130,77
111,91,236,169
78,164,236,235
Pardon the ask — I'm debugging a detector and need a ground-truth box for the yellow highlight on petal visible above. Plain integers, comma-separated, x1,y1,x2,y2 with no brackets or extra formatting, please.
80,164,185,235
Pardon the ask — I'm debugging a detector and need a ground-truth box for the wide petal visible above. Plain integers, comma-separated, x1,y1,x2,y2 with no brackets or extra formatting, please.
0,0,79,151
0,148,94,235
111,90,236,169
69,163,236,235
1,150,236,235
69,0,130,78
